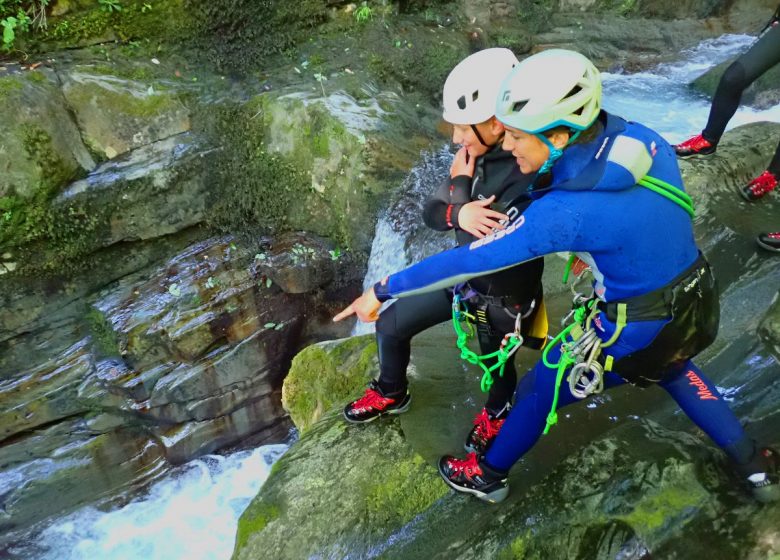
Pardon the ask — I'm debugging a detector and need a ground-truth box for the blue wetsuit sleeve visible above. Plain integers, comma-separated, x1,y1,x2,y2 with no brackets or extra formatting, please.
374,196,583,301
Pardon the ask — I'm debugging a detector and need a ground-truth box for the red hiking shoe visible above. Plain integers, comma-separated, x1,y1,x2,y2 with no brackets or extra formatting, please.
674,133,717,157
741,170,778,202
464,406,509,455
438,452,509,503
343,380,411,424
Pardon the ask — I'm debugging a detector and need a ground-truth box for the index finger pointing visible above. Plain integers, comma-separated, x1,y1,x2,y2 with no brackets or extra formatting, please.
333,304,355,322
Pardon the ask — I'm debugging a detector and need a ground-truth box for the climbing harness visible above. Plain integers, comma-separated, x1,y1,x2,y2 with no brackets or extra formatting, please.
451,293,535,393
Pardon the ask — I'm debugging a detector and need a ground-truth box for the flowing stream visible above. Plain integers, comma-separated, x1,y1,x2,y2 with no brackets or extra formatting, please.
11,34,780,559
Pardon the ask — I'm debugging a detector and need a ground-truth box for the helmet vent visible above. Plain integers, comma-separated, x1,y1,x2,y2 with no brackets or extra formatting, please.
511,100,528,113
471,90,479,102
457,95,467,110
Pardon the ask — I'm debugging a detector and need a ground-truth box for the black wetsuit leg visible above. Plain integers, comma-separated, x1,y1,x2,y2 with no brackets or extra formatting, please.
703,23,780,143
477,305,520,412
376,289,453,395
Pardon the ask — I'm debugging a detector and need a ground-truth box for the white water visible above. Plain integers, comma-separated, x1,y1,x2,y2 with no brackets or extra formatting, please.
12,445,287,560
602,34,780,142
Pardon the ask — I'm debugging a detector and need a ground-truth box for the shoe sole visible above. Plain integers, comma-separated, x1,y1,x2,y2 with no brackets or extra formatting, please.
342,395,412,424
753,484,780,503
675,150,716,159
756,238,780,253
738,187,761,203
437,461,509,504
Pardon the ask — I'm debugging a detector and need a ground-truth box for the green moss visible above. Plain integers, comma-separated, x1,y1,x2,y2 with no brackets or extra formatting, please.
283,335,377,431
498,534,528,560
183,0,327,72
235,499,280,553
67,82,178,118
198,98,309,240
363,452,448,527
363,24,466,102
618,483,705,532
85,307,121,357
43,0,193,47
24,70,47,83
21,123,74,190
0,75,23,100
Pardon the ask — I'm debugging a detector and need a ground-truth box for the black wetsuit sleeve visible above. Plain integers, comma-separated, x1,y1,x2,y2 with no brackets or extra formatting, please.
422,175,471,230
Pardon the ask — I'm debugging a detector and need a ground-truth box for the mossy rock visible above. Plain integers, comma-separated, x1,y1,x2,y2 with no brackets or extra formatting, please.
282,334,378,431
202,92,386,254
61,69,190,160
233,409,448,559
691,56,780,110
0,70,95,240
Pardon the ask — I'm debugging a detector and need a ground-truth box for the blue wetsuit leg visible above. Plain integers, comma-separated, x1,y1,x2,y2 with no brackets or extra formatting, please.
485,317,749,472
658,361,748,455
484,342,626,471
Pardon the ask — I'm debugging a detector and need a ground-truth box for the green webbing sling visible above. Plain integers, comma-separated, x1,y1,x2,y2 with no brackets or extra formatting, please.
451,296,523,393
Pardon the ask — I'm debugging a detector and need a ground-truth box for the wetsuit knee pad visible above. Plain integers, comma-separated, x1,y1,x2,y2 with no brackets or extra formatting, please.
611,260,720,386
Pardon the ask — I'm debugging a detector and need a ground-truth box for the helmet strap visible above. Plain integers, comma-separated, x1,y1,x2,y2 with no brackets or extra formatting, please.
470,124,489,147
536,133,563,174
536,129,582,173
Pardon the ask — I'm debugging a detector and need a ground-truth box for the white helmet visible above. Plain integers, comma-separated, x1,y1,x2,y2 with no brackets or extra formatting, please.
442,48,520,125
495,49,602,133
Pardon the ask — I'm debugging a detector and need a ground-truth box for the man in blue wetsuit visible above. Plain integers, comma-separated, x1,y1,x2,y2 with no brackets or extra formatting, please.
334,49,778,504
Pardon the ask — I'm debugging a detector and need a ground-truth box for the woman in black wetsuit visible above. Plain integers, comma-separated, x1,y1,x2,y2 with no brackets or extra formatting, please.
342,49,548,455
675,4,780,252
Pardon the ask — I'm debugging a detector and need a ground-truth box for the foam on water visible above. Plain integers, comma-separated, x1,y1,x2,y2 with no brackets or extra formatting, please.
13,445,287,560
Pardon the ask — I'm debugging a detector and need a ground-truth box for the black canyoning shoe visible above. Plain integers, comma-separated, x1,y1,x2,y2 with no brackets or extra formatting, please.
343,380,411,424
756,232,780,253
673,133,717,158
464,404,510,455
438,452,509,503
745,447,780,503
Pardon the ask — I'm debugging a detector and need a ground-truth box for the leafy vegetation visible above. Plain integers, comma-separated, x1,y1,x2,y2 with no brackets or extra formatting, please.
0,0,41,52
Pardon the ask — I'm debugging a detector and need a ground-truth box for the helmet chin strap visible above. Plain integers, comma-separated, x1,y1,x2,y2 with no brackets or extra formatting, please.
535,130,581,173
470,124,489,147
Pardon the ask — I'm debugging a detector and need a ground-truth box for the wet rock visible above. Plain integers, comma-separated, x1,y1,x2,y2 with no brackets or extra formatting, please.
53,133,212,250
0,338,94,442
254,232,341,294
534,13,729,69
0,420,167,535
758,291,780,362
0,69,95,201
679,122,780,242
60,68,190,160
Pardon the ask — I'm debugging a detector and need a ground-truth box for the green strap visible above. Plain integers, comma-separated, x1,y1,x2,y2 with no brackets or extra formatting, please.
638,175,695,218
451,300,523,392
641,175,693,205
599,302,627,349
562,253,577,284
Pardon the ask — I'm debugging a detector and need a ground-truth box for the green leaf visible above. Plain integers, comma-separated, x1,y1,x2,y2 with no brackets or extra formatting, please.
168,283,181,297
265,278,272,288
264,322,276,329
274,323,284,330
